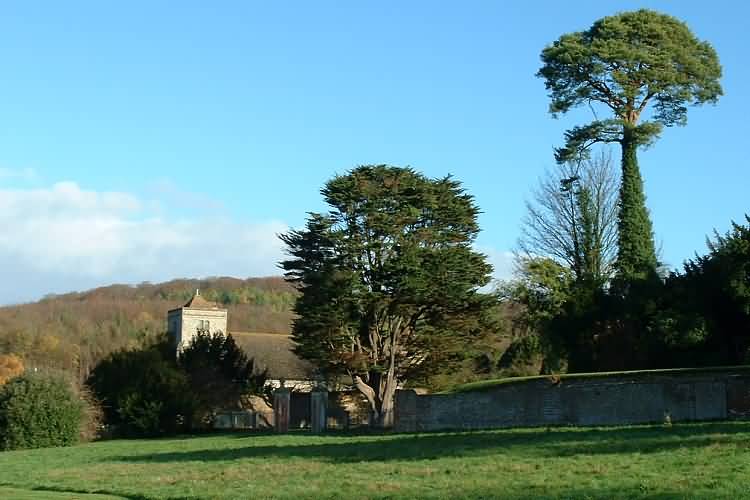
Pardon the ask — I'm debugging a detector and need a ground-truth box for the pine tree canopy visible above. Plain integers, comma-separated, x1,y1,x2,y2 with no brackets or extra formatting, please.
537,8,722,161
538,9,722,283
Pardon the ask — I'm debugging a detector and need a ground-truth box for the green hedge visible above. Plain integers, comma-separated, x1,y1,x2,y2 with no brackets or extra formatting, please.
0,374,83,450
445,365,750,394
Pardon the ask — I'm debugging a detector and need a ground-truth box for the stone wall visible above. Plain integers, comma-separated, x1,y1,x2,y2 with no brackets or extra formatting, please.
327,391,371,429
232,390,373,431
172,308,228,351
395,370,750,432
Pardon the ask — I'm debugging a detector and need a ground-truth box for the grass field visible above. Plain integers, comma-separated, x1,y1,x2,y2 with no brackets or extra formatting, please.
1,422,749,499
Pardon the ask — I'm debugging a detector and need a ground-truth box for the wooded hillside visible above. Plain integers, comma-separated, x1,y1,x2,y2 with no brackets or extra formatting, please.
0,277,295,380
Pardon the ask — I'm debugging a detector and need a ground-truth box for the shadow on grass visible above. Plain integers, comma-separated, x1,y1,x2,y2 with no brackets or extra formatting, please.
510,488,724,499
0,484,154,500
0,484,716,500
110,421,750,464
462,486,707,500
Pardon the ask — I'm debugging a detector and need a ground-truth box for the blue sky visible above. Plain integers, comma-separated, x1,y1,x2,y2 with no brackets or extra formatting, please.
0,1,747,304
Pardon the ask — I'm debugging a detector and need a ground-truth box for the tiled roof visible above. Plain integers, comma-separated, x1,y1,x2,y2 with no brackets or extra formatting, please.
183,291,218,310
231,332,314,381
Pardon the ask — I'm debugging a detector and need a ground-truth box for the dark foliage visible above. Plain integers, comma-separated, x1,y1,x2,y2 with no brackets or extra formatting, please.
88,330,268,436
660,217,750,366
281,165,497,425
87,339,194,437
178,330,268,426
506,216,750,374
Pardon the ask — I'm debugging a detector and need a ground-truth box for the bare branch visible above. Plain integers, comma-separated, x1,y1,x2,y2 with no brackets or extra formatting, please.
517,149,619,283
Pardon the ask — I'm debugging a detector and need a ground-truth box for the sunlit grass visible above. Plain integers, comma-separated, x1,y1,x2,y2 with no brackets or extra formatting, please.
1,422,749,499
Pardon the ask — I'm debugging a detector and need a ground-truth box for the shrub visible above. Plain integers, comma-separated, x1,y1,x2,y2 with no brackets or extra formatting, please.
0,374,83,450
87,331,268,435
87,343,195,437
179,330,267,427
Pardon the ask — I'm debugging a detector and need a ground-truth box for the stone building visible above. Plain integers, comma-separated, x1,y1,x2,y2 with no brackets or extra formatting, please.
167,290,316,389
167,290,369,429
167,290,228,351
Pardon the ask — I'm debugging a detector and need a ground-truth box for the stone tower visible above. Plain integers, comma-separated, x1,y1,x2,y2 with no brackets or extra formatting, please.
167,290,228,353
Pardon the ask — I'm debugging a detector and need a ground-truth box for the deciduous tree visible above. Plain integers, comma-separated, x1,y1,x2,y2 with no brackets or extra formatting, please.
0,354,24,385
518,151,618,284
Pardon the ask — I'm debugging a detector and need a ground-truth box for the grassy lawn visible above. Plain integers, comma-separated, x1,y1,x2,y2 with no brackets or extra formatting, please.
1,422,749,499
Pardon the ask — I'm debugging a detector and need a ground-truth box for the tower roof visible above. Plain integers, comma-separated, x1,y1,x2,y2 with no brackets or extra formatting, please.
183,289,218,309
167,289,225,314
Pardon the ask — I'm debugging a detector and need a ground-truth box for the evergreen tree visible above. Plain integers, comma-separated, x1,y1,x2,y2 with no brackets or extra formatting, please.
617,135,657,281
179,330,267,427
0,374,83,450
280,165,495,427
676,216,750,364
537,9,722,283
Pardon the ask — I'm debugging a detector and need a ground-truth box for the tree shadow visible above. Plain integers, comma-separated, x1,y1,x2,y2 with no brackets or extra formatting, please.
109,421,750,464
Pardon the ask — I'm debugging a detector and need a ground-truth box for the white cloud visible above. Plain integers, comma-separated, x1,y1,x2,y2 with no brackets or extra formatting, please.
477,246,516,292
0,180,520,305
0,182,287,305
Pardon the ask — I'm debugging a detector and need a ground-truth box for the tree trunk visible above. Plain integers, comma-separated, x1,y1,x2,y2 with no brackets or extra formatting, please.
352,371,399,428
378,371,397,428
352,375,381,423
615,125,658,284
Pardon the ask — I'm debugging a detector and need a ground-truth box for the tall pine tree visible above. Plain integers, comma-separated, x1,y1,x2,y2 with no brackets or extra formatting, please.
537,9,722,283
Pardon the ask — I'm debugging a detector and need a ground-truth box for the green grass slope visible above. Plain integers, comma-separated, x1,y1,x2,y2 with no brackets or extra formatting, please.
447,365,750,393
1,422,749,499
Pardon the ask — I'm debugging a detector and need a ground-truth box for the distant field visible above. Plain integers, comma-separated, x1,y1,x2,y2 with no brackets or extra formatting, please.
1,422,749,499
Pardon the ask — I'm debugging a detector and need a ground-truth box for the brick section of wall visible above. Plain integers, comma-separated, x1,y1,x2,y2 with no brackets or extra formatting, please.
395,372,750,432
